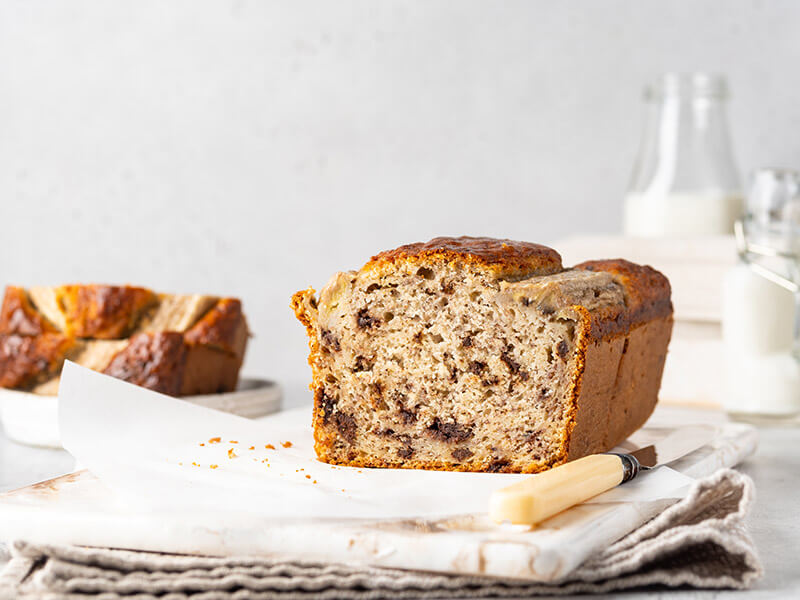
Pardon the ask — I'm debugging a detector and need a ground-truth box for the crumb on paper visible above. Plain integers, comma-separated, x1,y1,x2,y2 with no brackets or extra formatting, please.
281,441,293,448
248,446,255,450
178,462,183,466
230,440,239,444
209,437,221,444
313,480,318,484
305,474,311,480
228,448,238,459
210,464,218,469
265,444,275,450
192,462,199,467
199,443,205,447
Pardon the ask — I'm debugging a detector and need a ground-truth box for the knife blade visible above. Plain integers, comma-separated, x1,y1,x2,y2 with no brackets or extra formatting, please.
626,425,715,469
489,424,716,526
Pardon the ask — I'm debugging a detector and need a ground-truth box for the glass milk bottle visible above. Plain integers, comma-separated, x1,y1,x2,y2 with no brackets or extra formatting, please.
624,73,743,236
722,169,800,419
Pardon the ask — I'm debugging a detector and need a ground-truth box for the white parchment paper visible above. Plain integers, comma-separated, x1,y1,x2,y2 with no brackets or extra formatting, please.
59,362,695,521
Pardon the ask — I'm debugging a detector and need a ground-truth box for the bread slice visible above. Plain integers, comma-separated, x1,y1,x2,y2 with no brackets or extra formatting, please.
137,294,219,333
184,298,249,358
0,333,75,388
0,286,61,336
292,236,672,473
101,332,243,396
0,285,249,397
28,285,159,339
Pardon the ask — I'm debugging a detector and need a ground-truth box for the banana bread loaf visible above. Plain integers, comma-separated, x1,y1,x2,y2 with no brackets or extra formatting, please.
0,284,249,396
292,236,672,473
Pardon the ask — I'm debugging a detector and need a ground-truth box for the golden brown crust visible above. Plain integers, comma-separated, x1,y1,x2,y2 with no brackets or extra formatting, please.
0,286,59,336
180,346,242,395
313,453,552,473
291,289,329,453
573,259,673,338
366,236,562,280
290,289,319,362
103,332,188,396
0,333,75,388
562,259,674,463
565,315,673,461
57,285,159,339
184,298,248,358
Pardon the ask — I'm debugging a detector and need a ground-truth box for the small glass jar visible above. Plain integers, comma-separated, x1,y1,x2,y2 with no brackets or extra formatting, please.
624,73,743,237
722,169,800,420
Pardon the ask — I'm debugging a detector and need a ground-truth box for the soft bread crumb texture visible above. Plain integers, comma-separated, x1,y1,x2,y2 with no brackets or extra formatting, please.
293,236,673,474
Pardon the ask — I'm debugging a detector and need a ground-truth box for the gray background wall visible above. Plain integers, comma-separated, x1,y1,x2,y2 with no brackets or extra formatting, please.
1,1,799,394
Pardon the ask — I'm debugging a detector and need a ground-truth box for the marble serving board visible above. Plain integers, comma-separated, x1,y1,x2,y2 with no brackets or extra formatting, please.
0,407,757,582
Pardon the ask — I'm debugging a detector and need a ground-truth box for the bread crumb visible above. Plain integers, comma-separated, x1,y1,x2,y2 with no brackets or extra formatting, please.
313,480,318,484
210,464,218,469
209,437,221,444
265,444,275,450
248,446,255,450
192,462,199,467
230,440,238,444
305,474,311,479
228,448,238,459
199,443,205,447
281,441,293,448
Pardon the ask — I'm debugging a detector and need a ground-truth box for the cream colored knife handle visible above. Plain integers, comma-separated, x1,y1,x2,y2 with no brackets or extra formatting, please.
489,453,639,525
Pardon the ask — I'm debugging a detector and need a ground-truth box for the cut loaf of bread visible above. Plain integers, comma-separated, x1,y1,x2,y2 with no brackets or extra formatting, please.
292,236,672,473
0,285,248,396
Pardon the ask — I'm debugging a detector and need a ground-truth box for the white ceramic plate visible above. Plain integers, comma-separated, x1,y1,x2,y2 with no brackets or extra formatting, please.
0,378,282,449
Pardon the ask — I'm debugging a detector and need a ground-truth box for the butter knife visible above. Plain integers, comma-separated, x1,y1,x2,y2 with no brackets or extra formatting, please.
489,425,715,525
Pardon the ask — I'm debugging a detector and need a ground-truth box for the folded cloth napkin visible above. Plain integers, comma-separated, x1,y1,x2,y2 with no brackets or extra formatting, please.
0,469,761,599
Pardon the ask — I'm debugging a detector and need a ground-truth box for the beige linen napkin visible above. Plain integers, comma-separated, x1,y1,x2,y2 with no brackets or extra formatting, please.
0,469,761,599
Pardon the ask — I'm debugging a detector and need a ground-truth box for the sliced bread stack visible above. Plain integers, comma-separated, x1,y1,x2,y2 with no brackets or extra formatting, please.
0,285,248,396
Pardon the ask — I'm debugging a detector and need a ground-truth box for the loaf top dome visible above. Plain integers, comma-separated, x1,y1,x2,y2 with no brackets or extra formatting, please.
365,236,563,280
